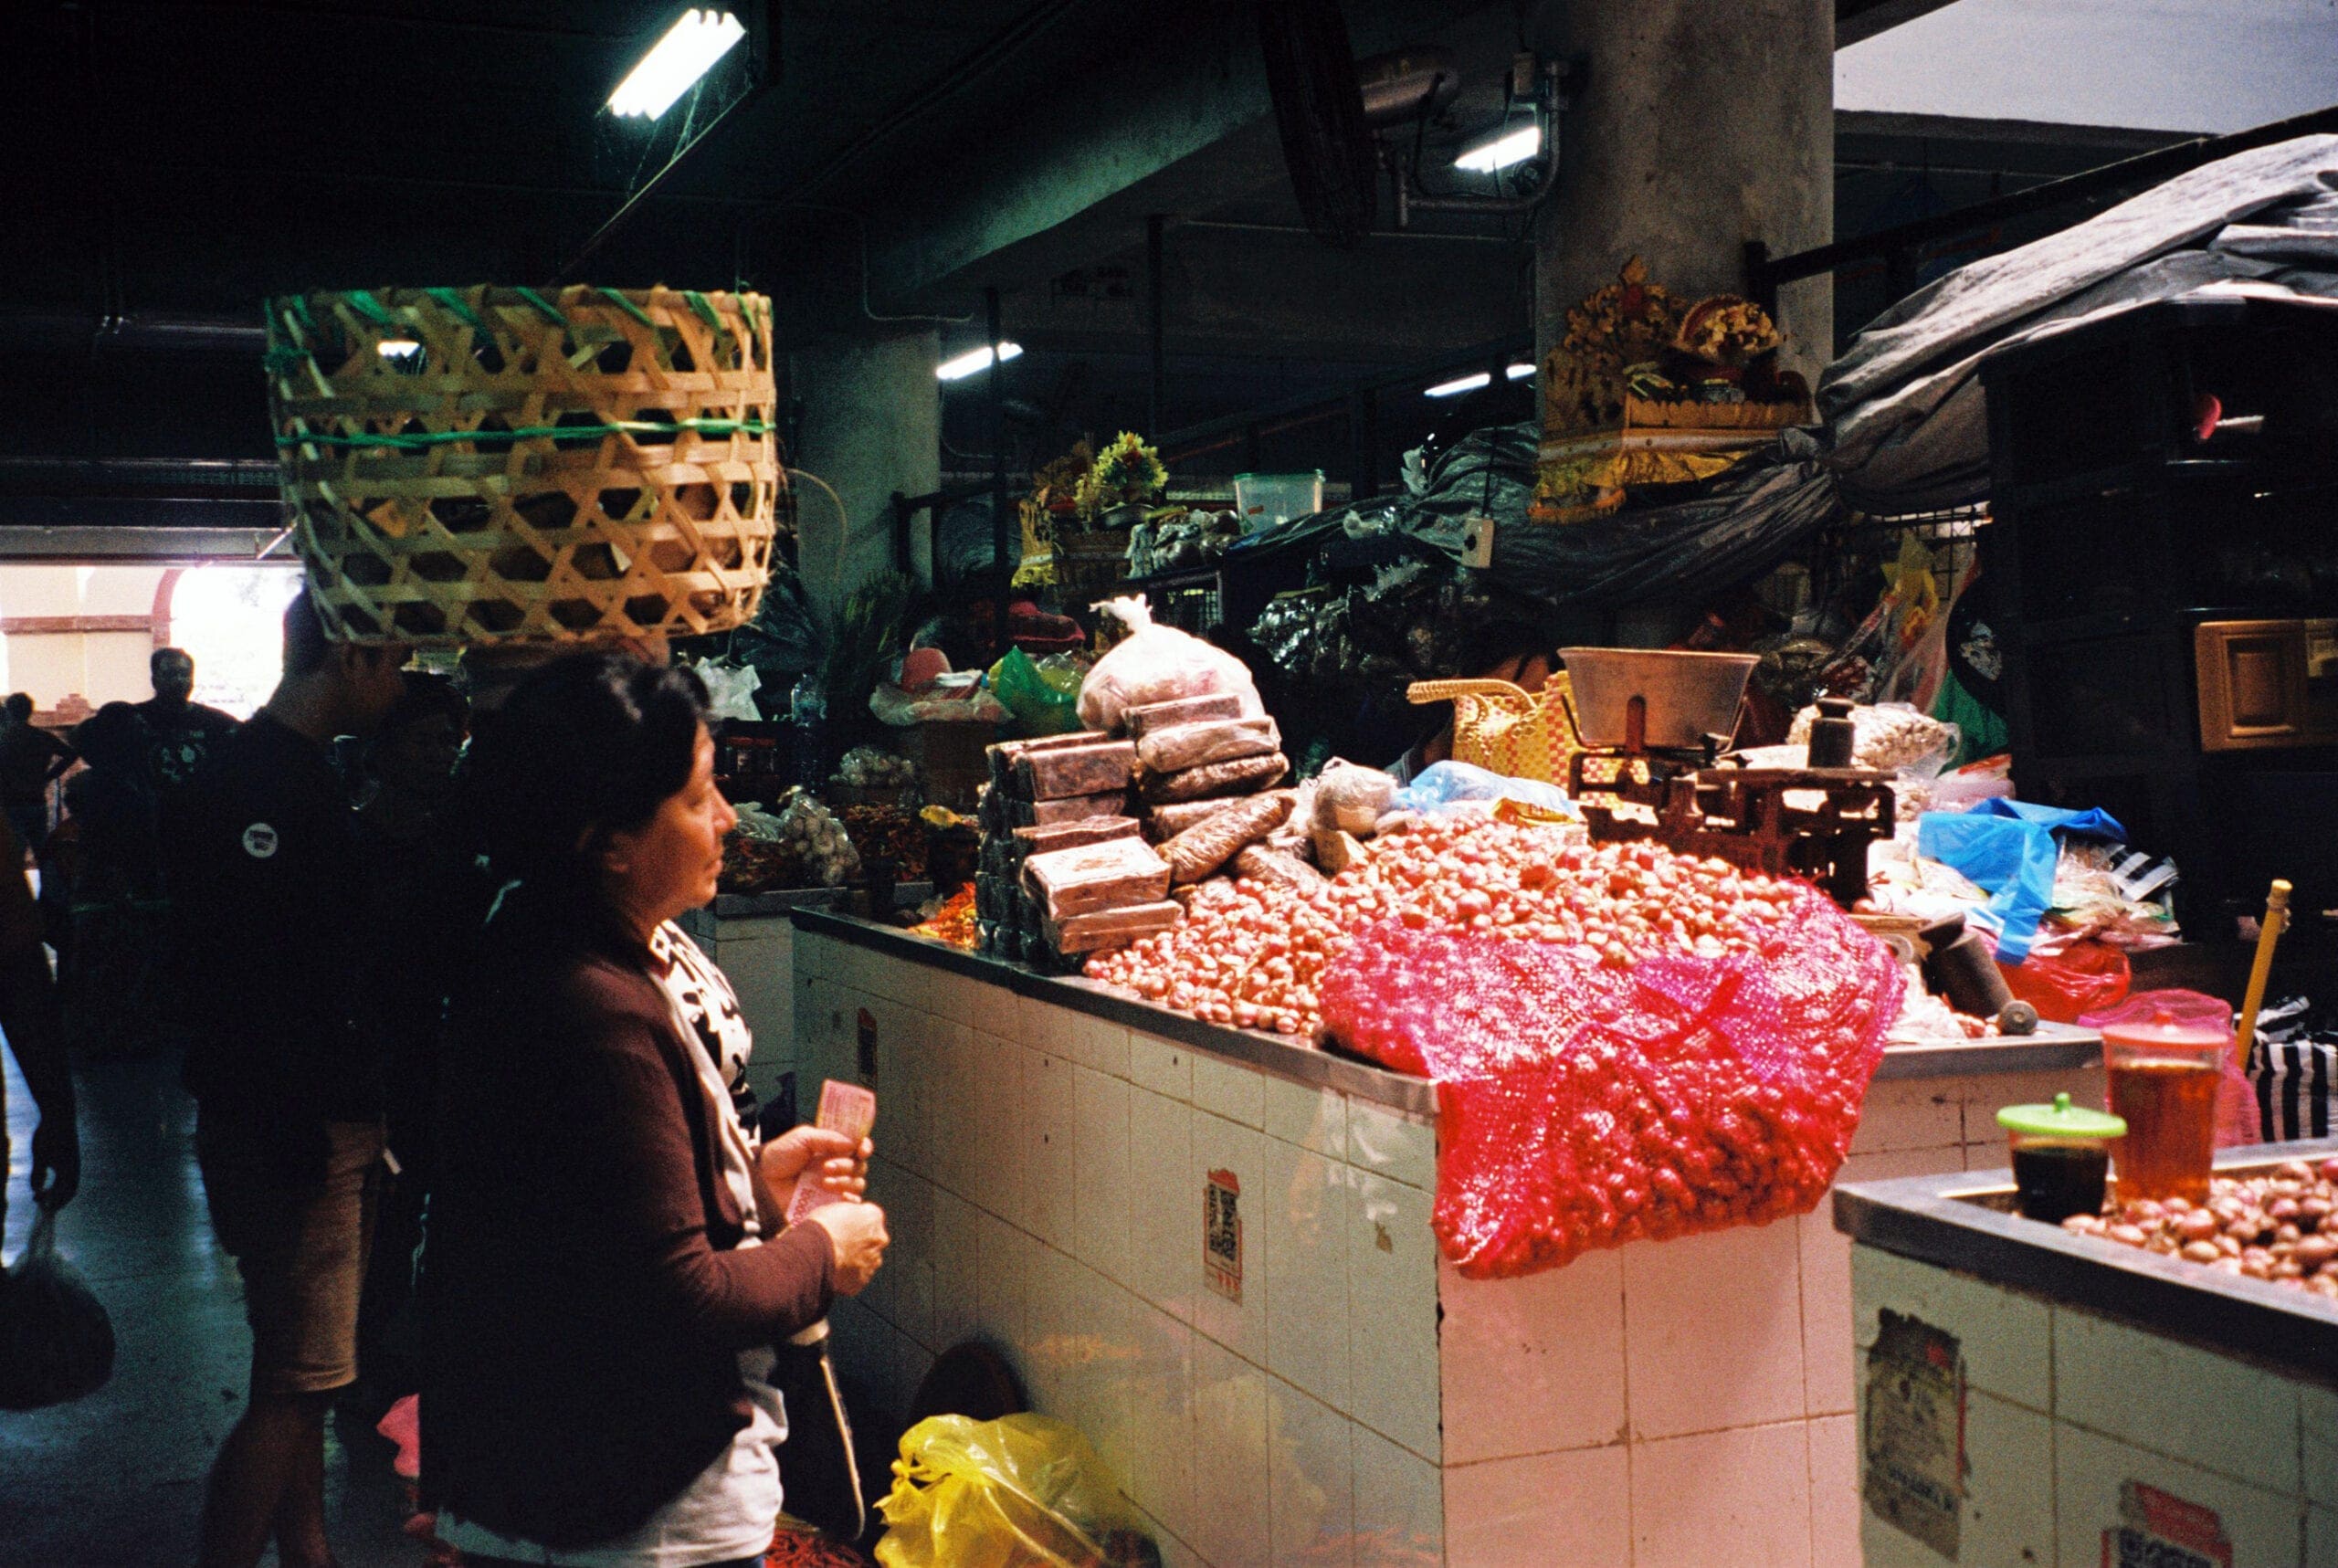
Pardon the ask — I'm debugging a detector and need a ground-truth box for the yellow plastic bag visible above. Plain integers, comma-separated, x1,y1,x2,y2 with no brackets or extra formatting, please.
874,1413,1154,1568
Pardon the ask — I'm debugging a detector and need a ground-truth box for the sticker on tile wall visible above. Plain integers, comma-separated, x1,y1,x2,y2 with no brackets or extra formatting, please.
857,1007,879,1082
1204,1168,1242,1302
2102,1481,2232,1568
1861,1310,1965,1562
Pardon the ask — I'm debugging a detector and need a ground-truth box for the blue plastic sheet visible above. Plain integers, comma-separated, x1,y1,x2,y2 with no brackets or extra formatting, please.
1387,761,1578,818
1918,802,2127,963
1964,797,2129,841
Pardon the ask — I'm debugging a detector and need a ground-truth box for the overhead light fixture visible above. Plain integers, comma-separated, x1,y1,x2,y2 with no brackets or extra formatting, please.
376,338,422,359
1506,363,1534,381
1424,371,1491,398
1454,122,1541,174
608,9,747,121
936,342,1023,382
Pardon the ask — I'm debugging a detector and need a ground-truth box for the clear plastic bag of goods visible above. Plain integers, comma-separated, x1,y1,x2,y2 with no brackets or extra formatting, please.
1312,758,1396,836
1076,595,1261,734
773,791,860,887
1786,701,1959,775
990,647,1087,737
0,1209,116,1409
875,1413,1156,1568
1385,761,1578,820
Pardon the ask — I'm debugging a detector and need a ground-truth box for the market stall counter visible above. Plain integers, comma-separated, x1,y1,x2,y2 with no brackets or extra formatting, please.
1837,1144,2338,1568
786,908,2109,1568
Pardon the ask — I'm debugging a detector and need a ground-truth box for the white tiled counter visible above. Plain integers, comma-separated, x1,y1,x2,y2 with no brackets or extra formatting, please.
1838,1145,2338,1568
784,910,2112,1568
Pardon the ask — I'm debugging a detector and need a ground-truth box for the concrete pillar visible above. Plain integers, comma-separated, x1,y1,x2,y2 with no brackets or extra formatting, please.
785,331,941,627
1533,0,1833,384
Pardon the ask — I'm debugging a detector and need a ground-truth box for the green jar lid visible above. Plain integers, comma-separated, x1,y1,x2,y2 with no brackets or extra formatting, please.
1996,1091,2126,1140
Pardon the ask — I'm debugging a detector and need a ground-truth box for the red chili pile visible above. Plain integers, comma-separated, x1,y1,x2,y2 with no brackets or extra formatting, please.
1085,815,1817,1037
2063,1157,2338,1297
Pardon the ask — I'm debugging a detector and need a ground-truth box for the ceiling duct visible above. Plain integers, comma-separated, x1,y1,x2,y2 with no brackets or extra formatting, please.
1256,0,1378,249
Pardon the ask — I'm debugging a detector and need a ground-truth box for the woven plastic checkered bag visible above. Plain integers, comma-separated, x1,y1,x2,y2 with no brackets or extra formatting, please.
1319,892,1901,1279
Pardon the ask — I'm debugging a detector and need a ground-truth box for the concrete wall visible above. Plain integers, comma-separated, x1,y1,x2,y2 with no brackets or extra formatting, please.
787,331,942,625
0,563,166,712
1533,0,1836,383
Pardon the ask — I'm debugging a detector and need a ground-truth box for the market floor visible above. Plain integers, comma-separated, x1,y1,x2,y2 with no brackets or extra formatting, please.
0,1047,416,1568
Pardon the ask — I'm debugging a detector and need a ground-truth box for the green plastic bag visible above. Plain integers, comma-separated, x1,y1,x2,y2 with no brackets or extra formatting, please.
874,1413,1156,1568
989,648,1085,737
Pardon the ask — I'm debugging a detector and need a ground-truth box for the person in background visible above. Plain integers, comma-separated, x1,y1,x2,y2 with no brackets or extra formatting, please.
56,702,165,1055
425,653,886,1568
349,672,480,1415
175,592,410,1568
136,646,240,801
0,810,79,1244
0,692,76,855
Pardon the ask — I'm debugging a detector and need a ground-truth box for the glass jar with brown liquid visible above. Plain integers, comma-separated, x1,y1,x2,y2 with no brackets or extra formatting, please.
1996,1092,2126,1224
2098,1005,2233,1205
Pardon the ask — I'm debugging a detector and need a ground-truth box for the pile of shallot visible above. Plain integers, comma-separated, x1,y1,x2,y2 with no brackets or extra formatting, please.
2063,1157,2338,1296
1084,815,1817,1037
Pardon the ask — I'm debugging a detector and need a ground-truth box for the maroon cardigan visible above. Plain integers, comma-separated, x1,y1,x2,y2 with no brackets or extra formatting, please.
421,887,834,1550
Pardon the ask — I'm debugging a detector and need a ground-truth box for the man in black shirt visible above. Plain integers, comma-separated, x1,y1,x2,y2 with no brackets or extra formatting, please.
136,646,240,800
176,592,407,1568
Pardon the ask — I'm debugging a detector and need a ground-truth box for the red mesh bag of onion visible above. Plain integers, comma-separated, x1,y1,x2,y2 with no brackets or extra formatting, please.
1320,889,1901,1279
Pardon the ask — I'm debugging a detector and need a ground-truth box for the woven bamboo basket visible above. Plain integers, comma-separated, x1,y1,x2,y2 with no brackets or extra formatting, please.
265,284,781,646
1406,672,1581,784
1053,529,1133,598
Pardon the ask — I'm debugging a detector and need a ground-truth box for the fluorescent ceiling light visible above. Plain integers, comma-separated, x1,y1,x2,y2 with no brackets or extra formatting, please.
1455,123,1541,173
1425,371,1491,398
608,10,747,121
1506,362,1534,380
936,342,1024,382
376,338,421,358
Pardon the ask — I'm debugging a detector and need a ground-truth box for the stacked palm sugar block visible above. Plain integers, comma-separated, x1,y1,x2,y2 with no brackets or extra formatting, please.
975,733,1174,967
1123,696,1296,890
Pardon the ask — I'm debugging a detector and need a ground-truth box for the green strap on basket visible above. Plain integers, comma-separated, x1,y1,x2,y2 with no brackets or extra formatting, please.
598,287,658,330
344,289,402,331
682,289,723,332
272,416,774,453
512,286,568,328
425,287,491,339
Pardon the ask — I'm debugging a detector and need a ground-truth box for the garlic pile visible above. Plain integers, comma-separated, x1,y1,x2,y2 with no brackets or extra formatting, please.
772,790,861,886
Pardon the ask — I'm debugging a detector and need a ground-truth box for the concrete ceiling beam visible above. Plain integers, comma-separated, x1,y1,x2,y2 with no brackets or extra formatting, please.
866,0,1506,306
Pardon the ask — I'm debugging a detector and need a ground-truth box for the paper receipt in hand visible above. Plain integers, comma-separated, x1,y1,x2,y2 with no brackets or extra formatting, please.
785,1079,879,1226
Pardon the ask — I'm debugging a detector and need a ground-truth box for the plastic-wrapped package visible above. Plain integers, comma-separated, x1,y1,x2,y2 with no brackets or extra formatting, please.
1009,791,1129,828
1076,595,1262,733
1161,791,1292,885
1144,797,1240,842
1015,741,1137,802
1136,717,1280,774
1140,752,1289,804
1012,816,1142,856
1312,759,1396,836
1021,837,1172,920
1233,844,1327,892
1048,900,1183,956
1125,693,1247,738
